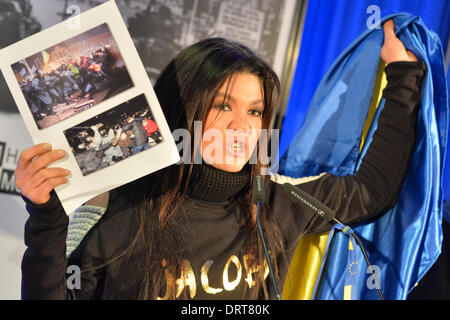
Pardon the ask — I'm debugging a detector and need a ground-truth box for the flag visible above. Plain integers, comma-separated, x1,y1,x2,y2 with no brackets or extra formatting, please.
279,13,448,300
41,50,50,68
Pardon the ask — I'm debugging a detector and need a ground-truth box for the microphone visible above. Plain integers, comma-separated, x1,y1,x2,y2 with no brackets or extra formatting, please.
281,183,338,223
282,182,384,300
252,174,265,203
252,175,281,300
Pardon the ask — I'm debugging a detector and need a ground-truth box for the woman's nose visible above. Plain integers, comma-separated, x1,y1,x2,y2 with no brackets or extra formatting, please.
228,112,251,131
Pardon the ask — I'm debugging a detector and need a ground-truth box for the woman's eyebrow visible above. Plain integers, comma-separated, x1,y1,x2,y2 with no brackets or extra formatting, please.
215,92,264,106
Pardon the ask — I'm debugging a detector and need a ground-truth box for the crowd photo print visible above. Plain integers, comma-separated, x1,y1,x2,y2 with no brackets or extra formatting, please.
64,94,162,176
11,23,133,130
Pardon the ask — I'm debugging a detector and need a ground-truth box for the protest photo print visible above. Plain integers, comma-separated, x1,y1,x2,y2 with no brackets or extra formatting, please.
11,23,134,130
64,93,162,176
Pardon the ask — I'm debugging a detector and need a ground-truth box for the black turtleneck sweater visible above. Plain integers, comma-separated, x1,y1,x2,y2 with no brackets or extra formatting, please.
21,61,426,300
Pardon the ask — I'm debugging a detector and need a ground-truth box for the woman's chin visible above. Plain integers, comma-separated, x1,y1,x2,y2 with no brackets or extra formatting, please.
203,158,248,173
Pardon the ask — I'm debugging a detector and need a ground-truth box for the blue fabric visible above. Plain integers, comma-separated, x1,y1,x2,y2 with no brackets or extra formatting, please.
279,0,450,159
445,67,450,224
312,223,359,300
277,14,448,299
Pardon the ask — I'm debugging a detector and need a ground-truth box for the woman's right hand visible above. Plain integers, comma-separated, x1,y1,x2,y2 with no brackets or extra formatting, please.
15,143,70,205
381,19,417,64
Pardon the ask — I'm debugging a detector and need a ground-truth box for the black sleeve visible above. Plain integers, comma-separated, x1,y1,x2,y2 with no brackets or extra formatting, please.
271,61,427,242
21,191,70,299
21,192,103,300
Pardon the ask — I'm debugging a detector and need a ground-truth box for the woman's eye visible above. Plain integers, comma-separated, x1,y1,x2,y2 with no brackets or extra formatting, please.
214,104,231,111
249,109,263,117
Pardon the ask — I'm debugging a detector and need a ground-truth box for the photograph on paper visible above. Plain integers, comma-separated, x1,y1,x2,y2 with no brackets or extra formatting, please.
10,23,134,130
64,94,163,177
0,1,181,214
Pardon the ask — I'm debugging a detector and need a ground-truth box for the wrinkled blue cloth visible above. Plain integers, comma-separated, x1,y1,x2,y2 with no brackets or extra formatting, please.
277,13,448,300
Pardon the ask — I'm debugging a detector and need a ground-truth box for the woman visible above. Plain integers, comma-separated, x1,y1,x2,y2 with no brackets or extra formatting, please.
15,21,426,300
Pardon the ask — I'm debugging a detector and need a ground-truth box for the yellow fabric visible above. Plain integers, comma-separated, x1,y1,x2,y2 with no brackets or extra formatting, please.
359,61,388,152
281,60,387,300
344,285,352,300
281,231,330,299
42,50,50,67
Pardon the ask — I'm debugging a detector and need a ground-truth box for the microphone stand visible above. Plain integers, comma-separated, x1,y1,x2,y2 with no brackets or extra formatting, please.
253,175,282,300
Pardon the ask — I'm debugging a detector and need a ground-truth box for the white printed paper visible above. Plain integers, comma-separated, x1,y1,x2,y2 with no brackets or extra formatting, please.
0,0,180,214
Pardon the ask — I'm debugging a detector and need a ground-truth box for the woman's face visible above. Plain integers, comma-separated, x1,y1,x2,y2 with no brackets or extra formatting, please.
202,72,264,172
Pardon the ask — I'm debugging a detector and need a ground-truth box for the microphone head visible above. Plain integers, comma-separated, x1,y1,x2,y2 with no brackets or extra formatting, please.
282,183,335,222
252,175,265,204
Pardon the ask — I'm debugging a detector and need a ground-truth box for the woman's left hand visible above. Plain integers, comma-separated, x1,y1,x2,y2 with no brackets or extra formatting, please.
381,19,418,64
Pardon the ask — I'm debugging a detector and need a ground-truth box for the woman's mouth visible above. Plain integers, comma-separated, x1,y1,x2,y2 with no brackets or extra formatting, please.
226,138,247,159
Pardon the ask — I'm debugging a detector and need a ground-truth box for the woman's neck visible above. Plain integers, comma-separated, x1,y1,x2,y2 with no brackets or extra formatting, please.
185,163,250,202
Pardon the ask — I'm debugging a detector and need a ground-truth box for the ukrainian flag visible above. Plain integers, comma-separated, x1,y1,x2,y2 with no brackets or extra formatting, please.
280,14,448,300
41,50,50,68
